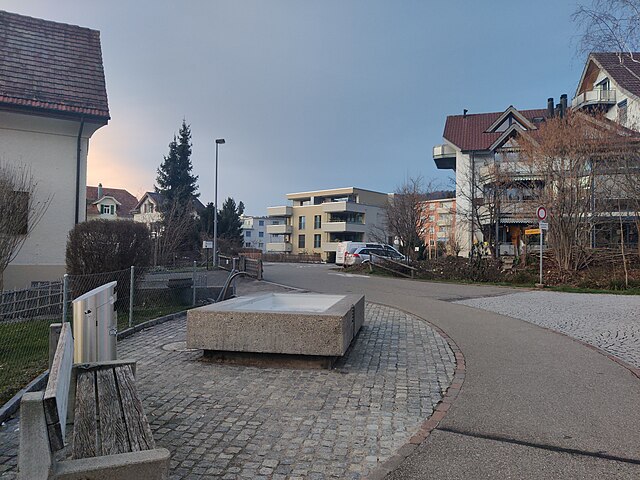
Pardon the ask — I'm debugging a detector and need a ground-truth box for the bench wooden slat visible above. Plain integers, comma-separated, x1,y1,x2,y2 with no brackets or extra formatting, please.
114,365,156,451
96,368,130,455
72,370,98,459
43,322,73,452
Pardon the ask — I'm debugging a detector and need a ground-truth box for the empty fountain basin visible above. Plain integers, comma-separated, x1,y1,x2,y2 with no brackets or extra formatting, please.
187,293,365,357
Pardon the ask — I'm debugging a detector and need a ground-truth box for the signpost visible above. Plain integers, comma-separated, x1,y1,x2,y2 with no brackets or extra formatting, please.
203,241,213,270
536,206,547,286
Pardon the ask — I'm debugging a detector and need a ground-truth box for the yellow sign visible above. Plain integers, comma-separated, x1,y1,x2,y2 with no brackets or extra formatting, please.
525,228,541,235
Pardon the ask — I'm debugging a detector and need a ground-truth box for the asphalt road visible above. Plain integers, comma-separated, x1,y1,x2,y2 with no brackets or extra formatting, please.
262,263,640,479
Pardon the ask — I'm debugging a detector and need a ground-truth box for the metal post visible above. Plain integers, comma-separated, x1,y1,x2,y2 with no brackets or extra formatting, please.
129,266,134,328
192,260,197,306
62,274,69,322
213,142,219,267
539,225,543,285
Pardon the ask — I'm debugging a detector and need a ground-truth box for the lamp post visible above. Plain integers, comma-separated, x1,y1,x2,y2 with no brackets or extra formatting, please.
213,138,225,267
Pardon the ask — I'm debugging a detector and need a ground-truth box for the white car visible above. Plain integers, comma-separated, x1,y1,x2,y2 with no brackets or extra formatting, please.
344,245,405,266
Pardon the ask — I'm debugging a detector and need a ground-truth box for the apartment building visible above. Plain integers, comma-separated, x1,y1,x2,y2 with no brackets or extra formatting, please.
266,187,390,262
573,52,640,130
421,198,456,256
241,215,285,252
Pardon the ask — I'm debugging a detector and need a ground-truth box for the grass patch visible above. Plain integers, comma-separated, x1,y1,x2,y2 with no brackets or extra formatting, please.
0,318,52,405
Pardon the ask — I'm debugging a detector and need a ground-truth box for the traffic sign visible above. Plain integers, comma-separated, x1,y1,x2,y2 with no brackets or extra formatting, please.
536,206,547,221
202,241,213,249
539,221,549,230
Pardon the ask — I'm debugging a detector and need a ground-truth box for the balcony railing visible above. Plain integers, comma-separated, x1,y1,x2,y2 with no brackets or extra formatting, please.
266,224,292,235
571,89,616,110
433,144,456,170
323,221,367,233
267,206,292,217
266,242,292,253
322,201,366,213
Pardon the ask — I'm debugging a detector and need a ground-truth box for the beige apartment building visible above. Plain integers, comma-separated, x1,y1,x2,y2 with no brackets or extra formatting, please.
267,187,390,262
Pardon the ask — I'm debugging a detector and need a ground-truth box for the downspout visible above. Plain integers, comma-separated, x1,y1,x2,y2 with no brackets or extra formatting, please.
74,117,85,224
470,152,475,257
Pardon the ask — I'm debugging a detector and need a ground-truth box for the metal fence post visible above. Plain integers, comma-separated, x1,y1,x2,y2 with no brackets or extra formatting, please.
129,266,135,328
232,257,237,272
62,274,69,322
192,260,197,306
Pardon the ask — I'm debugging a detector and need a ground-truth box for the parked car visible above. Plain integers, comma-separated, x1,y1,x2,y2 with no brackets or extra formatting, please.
344,244,405,266
336,241,382,265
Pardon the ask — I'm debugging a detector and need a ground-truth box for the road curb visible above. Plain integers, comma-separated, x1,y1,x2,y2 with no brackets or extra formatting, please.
365,303,467,480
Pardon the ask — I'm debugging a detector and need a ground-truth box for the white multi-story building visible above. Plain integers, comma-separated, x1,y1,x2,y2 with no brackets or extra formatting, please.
241,215,285,252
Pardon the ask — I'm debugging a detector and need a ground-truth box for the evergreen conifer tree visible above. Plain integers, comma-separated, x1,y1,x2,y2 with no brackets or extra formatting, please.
156,120,199,212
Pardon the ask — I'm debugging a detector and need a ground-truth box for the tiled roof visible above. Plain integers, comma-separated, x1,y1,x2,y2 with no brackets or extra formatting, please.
442,108,549,151
86,186,138,218
0,10,109,120
591,52,640,98
134,191,206,214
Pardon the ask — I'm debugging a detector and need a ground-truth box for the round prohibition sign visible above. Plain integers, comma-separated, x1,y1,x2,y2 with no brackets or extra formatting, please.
536,206,547,221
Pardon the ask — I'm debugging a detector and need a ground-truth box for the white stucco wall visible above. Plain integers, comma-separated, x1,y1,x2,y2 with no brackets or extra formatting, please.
593,69,640,131
0,111,104,289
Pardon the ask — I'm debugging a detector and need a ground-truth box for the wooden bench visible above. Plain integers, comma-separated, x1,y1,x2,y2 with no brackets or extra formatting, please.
18,323,170,479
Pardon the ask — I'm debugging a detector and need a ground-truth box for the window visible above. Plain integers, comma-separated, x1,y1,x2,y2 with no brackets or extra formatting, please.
259,220,264,226
618,99,628,125
100,204,114,215
314,215,321,229
298,216,306,229
314,234,321,248
272,220,280,225
259,231,264,238
245,231,251,237
245,242,251,248
298,234,306,248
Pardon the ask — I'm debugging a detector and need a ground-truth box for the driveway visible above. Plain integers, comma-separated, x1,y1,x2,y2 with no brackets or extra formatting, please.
263,263,640,479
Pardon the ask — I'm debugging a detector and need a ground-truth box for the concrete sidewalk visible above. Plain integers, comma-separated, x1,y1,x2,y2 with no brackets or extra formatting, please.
264,264,640,479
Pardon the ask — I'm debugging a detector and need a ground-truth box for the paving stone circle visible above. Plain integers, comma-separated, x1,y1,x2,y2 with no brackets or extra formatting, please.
0,302,456,479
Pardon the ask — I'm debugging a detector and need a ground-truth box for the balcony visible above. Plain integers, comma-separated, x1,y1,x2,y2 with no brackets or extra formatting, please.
266,224,292,235
322,201,366,214
571,89,616,110
267,206,292,217
433,144,456,170
266,242,292,253
323,221,367,233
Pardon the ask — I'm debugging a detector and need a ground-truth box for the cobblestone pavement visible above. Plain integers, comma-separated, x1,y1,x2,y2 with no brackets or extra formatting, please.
0,302,455,479
456,291,640,368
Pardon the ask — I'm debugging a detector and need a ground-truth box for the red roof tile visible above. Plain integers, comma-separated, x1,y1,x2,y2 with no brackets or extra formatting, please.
86,186,138,218
591,52,640,99
443,108,549,151
0,10,109,120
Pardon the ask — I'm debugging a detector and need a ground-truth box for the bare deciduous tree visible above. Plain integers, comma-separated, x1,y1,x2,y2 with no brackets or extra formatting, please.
0,162,50,290
385,176,435,261
152,198,199,266
519,112,639,271
574,0,640,64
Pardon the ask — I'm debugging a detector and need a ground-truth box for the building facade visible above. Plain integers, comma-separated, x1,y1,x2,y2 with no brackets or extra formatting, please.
267,187,390,262
241,215,285,252
420,198,456,257
0,11,110,289
86,184,138,221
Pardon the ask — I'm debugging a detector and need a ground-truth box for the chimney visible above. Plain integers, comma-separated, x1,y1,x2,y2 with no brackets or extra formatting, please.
97,183,103,198
547,98,554,118
560,94,568,118
463,109,468,118
556,103,561,118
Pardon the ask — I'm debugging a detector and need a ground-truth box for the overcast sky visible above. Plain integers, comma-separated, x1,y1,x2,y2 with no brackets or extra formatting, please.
4,1,586,215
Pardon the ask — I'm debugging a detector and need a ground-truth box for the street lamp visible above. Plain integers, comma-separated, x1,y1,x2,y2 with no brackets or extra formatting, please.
213,138,225,267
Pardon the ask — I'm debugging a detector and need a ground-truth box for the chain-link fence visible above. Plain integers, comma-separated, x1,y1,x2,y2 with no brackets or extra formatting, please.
0,262,243,407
